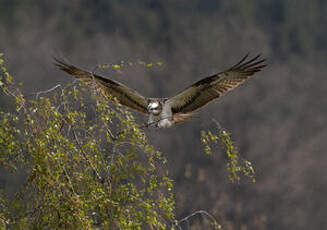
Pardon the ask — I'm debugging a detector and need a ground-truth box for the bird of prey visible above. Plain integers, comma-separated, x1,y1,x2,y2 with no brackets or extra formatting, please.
54,54,266,128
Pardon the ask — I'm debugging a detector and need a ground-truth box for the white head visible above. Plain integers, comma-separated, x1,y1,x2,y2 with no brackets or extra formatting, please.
147,100,162,115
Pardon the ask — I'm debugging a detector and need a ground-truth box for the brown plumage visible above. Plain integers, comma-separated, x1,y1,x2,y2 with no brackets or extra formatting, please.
167,54,266,114
54,58,148,114
54,54,266,128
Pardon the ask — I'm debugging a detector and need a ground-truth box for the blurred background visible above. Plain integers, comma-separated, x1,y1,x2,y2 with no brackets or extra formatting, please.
0,0,326,229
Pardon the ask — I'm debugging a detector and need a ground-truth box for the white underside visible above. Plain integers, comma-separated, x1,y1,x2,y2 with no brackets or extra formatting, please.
157,118,173,128
148,103,174,128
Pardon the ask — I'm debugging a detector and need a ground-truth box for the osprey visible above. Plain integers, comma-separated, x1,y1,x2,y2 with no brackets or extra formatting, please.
54,54,266,128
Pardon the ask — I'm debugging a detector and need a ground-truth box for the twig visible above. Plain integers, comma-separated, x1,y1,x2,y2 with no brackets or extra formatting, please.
62,166,77,195
34,84,62,99
72,129,104,183
177,210,222,229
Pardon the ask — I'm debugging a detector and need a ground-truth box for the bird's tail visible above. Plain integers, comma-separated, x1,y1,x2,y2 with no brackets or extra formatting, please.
172,113,194,124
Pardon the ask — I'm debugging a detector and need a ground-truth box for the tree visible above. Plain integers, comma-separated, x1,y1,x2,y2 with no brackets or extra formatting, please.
0,53,253,229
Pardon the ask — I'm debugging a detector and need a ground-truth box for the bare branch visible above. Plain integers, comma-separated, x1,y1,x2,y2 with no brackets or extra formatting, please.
177,210,222,230
34,84,62,99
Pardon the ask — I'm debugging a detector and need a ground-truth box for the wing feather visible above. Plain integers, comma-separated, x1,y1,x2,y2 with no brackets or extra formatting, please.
54,58,148,114
167,54,266,114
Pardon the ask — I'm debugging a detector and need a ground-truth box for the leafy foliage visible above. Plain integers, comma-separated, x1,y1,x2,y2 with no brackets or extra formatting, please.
97,60,163,70
201,120,256,183
1,1,326,229
0,53,253,229
0,53,176,229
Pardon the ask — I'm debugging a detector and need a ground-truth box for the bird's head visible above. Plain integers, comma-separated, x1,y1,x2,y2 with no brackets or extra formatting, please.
147,99,162,115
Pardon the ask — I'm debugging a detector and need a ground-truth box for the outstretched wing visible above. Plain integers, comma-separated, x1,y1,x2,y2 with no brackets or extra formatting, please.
167,54,266,114
54,59,148,114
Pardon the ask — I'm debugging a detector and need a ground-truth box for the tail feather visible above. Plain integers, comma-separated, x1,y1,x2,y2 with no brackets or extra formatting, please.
172,113,194,124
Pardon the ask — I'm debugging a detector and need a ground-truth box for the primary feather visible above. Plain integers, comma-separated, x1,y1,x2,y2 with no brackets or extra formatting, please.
167,54,266,114
54,58,148,114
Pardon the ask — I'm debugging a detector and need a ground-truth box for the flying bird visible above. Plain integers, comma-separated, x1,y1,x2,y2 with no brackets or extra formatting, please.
54,54,266,128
